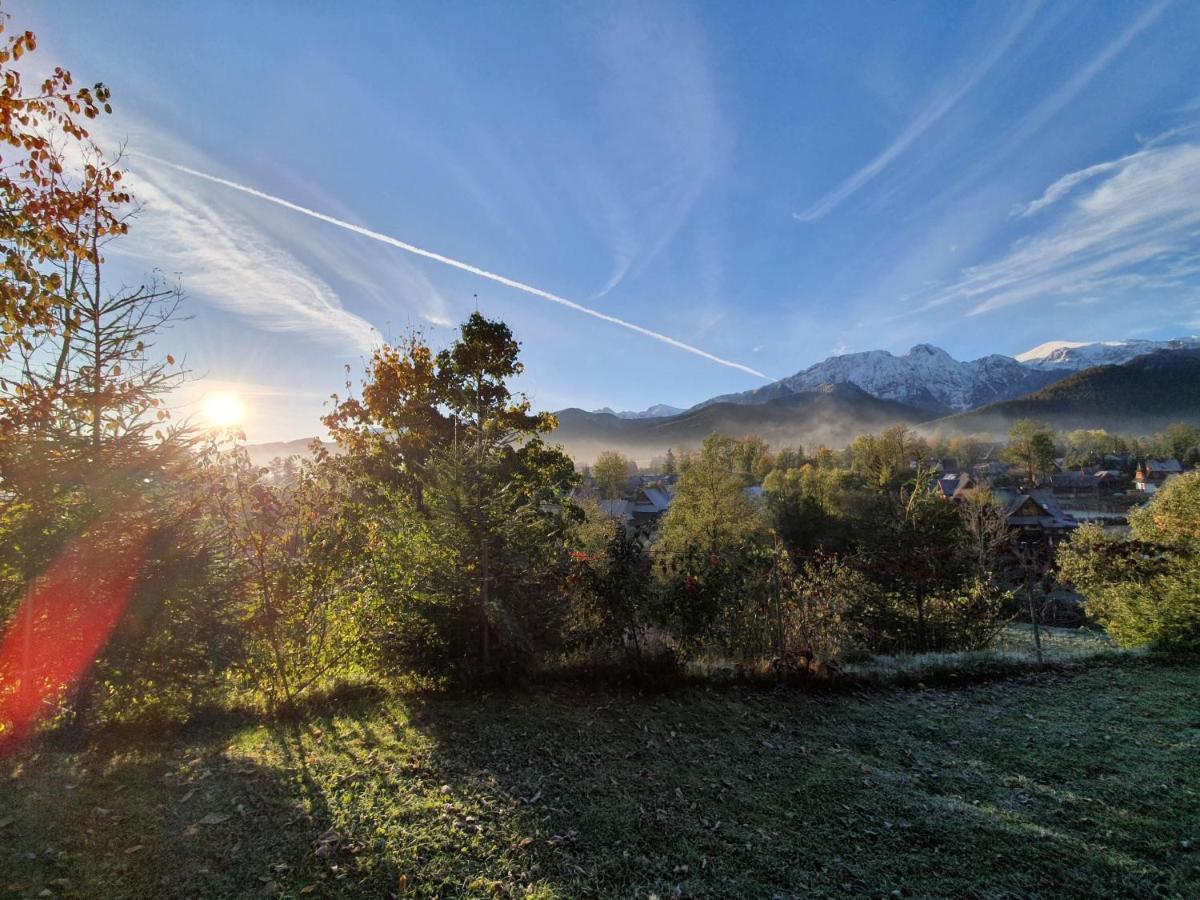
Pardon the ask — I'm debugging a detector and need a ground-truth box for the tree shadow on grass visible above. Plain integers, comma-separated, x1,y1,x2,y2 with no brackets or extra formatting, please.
363,674,1200,898
3,666,1197,897
0,721,361,898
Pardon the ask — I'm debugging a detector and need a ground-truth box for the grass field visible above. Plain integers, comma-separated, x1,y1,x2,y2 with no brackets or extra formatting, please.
1,656,1198,898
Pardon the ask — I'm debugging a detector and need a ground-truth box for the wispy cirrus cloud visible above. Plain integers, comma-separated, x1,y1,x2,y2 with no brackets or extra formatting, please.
914,139,1200,317
1013,151,1142,218
985,1,1169,177
793,1,1040,223
138,155,768,379
116,148,381,352
571,3,725,295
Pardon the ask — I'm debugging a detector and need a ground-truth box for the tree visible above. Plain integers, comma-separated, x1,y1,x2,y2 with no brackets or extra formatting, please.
567,518,655,662
657,435,765,559
850,426,931,488
662,447,677,476
764,541,864,680
1154,423,1200,467
326,313,578,681
1058,472,1200,650
773,446,804,472
0,18,128,368
196,442,363,712
762,463,855,554
1003,419,1057,485
850,465,1007,653
655,435,767,649
1062,429,1125,468
593,450,632,500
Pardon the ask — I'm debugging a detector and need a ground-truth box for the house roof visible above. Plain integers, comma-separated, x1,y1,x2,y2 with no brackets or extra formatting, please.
1050,471,1099,489
997,490,1078,530
598,499,632,519
1143,459,1183,474
935,472,974,498
633,486,671,513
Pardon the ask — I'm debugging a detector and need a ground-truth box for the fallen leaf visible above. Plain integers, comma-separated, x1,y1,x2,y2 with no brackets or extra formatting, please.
197,813,230,826
124,844,146,855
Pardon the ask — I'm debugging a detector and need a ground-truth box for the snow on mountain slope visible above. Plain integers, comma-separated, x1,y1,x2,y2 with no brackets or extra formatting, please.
1015,337,1200,370
588,337,1200,422
704,344,1053,413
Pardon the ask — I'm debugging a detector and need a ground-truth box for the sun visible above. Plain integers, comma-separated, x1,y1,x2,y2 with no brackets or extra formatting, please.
202,392,245,428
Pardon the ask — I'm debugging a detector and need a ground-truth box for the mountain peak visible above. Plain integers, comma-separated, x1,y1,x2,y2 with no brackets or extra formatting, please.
1015,337,1200,370
1014,340,1092,363
907,343,952,358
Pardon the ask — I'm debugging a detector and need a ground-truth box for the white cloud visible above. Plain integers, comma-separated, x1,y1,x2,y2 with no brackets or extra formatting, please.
138,156,768,379
571,4,726,294
992,2,1168,173
1013,152,1141,218
793,1,1039,222
916,140,1200,316
115,147,380,353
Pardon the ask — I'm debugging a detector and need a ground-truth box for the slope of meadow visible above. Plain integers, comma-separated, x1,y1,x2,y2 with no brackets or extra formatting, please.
1,655,1197,898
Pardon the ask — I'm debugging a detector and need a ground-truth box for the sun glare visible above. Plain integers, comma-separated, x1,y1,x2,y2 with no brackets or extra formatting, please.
203,392,245,428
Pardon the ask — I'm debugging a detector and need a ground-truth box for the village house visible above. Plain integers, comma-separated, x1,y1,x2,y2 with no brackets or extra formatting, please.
1049,469,1101,499
1134,459,1183,494
933,471,977,501
598,484,672,527
994,489,1078,545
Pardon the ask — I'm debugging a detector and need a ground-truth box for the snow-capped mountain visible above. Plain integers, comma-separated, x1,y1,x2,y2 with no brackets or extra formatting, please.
591,404,686,420
1014,337,1200,371
702,344,1056,414
591,337,1200,422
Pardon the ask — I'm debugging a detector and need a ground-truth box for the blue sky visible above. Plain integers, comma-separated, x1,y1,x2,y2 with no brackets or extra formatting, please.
18,0,1200,439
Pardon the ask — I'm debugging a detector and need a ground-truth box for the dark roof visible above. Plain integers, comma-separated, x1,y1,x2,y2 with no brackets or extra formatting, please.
935,472,974,498
598,499,632,520
629,487,671,517
1050,471,1099,489
1142,459,1183,474
997,490,1078,531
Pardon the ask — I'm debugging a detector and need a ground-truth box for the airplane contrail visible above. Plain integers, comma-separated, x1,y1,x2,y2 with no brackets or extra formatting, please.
135,154,768,380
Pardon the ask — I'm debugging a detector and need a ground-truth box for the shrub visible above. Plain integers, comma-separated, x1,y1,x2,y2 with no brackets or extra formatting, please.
1059,502,1200,652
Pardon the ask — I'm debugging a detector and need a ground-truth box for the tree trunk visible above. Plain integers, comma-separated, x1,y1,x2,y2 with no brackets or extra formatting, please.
480,537,490,674
1027,580,1044,666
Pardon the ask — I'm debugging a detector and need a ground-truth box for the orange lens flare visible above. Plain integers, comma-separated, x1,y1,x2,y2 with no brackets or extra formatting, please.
0,518,149,751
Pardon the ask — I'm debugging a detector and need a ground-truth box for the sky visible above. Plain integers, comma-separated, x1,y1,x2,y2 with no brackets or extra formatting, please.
15,0,1200,440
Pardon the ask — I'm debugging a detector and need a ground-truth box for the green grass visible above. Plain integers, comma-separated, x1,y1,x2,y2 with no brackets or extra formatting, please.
2,657,1198,898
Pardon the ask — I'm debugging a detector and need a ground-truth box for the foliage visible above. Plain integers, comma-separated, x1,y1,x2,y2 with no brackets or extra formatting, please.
0,16,129,369
196,442,365,711
766,544,863,674
591,449,632,499
850,468,1008,653
566,519,655,659
654,435,768,652
762,462,857,553
1059,472,1200,650
326,314,578,682
1152,422,1200,466
1061,428,1127,468
1002,419,1057,485
849,425,930,488
657,434,766,556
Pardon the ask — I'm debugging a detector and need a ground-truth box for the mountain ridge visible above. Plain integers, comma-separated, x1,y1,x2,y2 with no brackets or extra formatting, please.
588,336,1199,420
928,349,1200,437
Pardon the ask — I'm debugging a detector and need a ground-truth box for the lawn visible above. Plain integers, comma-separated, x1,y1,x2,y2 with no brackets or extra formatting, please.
1,657,1197,898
